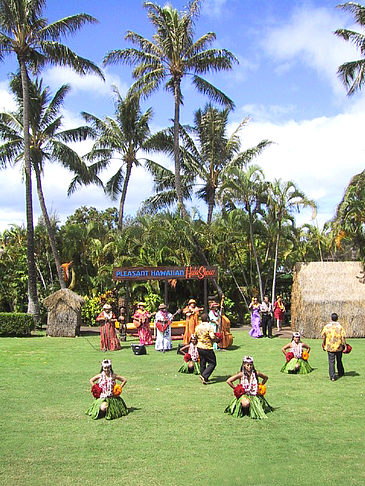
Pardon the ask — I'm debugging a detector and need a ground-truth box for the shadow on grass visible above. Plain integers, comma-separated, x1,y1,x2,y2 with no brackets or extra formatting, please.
127,407,141,413
218,345,241,351
343,371,360,377
209,375,231,384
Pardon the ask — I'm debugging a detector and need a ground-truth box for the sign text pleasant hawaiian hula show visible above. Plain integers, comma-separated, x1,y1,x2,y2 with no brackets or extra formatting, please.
113,266,218,281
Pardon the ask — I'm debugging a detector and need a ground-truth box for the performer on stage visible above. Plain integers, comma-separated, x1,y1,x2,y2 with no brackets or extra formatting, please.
86,359,128,420
249,297,262,338
96,303,121,352
178,334,200,374
281,332,313,374
209,299,220,350
225,356,273,419
133,302,154,345
154,303,173,352
260,295,273,338
274,295,286,331
183,299,203,345
195,313,220,384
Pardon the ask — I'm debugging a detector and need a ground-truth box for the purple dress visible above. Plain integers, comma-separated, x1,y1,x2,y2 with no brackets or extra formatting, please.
249,305,262,338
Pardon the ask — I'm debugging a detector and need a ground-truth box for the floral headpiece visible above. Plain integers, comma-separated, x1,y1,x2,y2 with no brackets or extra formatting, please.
293,332,301,338
101,359,112,368
243,355,254,364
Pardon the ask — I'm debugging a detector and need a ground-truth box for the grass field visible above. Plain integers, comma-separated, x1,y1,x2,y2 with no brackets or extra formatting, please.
0,329,364,486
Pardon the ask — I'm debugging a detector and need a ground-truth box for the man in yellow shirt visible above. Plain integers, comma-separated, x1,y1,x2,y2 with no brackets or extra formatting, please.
195,313,219,384
321,313,347,382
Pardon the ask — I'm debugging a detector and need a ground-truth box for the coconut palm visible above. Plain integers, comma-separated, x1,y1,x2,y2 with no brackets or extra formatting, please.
218,165,267,301
0,74,94,289
266,179,316,306
74,89,154,230
335,2,365,95
0,0,103,317
144,105,271,224
104,0,237,217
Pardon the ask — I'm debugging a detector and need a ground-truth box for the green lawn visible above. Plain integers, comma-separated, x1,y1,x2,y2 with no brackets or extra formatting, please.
0,330,363,486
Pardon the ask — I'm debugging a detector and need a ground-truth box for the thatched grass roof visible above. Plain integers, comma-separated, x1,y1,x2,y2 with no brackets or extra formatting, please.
291,262,365,338
43,289,85,312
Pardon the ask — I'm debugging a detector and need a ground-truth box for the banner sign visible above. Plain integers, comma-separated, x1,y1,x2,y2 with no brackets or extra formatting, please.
113,265,218,281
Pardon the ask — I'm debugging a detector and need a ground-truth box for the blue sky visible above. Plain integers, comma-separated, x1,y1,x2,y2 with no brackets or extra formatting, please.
0,0,364,231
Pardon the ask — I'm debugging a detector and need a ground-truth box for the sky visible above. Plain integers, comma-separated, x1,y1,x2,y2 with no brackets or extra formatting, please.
0,0,364,231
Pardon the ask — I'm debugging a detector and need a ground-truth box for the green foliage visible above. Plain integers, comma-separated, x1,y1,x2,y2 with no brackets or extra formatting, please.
0,312,35,336
81,295,102,327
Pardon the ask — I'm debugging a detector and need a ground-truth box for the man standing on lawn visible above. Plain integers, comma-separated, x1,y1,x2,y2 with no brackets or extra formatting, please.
321,313,347,382
195,313,219,384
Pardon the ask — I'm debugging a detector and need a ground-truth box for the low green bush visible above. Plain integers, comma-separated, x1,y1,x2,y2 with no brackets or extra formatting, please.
0,312,35,336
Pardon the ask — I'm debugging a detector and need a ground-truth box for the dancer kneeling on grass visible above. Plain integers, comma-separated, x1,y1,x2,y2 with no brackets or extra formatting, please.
225,356,273,419
281,332,313,374
178,334,200,374
86,359,128,420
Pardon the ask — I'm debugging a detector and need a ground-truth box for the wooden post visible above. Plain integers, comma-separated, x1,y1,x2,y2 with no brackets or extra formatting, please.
204,279,208,313
164,280,168,305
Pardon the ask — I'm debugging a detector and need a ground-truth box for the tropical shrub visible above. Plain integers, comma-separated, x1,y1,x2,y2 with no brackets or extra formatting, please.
0,313,35,336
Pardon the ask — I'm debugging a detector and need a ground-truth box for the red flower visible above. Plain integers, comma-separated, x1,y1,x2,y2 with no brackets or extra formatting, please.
286,352,294,362
233,384,245,398
91,384,101,398
343,344,352,354
215,332,223,342
184,353,192,362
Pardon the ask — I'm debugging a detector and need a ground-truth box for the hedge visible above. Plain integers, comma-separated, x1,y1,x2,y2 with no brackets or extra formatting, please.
0,313,35,336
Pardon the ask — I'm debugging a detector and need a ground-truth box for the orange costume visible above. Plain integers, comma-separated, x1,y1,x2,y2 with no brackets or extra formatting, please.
183,299,202,345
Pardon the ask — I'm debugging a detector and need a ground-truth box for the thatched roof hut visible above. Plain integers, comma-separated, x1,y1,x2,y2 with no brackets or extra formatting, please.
43,289,85,337
291,262,365,338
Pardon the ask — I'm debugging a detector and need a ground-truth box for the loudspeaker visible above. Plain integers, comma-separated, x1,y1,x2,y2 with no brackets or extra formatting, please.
131,344,146,355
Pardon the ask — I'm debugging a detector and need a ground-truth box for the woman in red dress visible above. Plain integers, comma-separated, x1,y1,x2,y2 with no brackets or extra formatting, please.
96,303,121,352
273,295,286,332
133,302,154,345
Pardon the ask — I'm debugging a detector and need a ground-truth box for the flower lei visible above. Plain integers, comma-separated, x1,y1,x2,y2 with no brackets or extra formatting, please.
257,383,266,396
184,353,192,362
98,371,115,398
233,384,245,398
286,351,294,362
302,350,309,361
91,383,102,398
240,371,258,396
291,342,303,359
278,301,285,311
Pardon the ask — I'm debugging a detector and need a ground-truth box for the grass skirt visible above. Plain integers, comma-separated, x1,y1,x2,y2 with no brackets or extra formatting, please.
281,358,313,374
178,360,200,375
224,394,273,419
86,396,128,420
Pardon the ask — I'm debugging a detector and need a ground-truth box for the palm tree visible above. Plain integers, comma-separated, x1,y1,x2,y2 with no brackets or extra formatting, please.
218,165,267,301
144,105,271,224
104,0,237,217
74,89,154,230
266,179,316,306
0,74,94,289
0,0,103,317
335,2,365,95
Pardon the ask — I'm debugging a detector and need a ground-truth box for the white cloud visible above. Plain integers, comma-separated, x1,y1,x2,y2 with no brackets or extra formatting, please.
262,6,358,95
234,99,365,228
203,0,229,17
0,81,17,112
42,66,128,99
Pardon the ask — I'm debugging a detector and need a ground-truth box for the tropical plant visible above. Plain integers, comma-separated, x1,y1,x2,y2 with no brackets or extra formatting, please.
0,0,103,317
335,2,365,95
104,0,237,217
218,165,267,300
0,75,93,288
266,179,316,305
74,89,154,230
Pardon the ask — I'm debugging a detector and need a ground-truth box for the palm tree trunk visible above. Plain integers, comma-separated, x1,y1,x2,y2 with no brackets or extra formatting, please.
207,197,214,225
117,159,133,230
173,81,188,219
34,165,66,289
19,58,40,319
271,221,281,308
248,206,263,301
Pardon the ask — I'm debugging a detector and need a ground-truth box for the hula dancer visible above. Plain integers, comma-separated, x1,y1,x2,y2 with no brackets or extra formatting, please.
274,295,285,331
183,299,203,345
248,296,262,338
281,332,313,374
86,359,128,420
225,356,273,419
178,334,200,374
133,302,153,345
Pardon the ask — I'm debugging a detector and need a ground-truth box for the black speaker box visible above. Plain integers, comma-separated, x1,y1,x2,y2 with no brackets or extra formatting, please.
131,344,146,355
